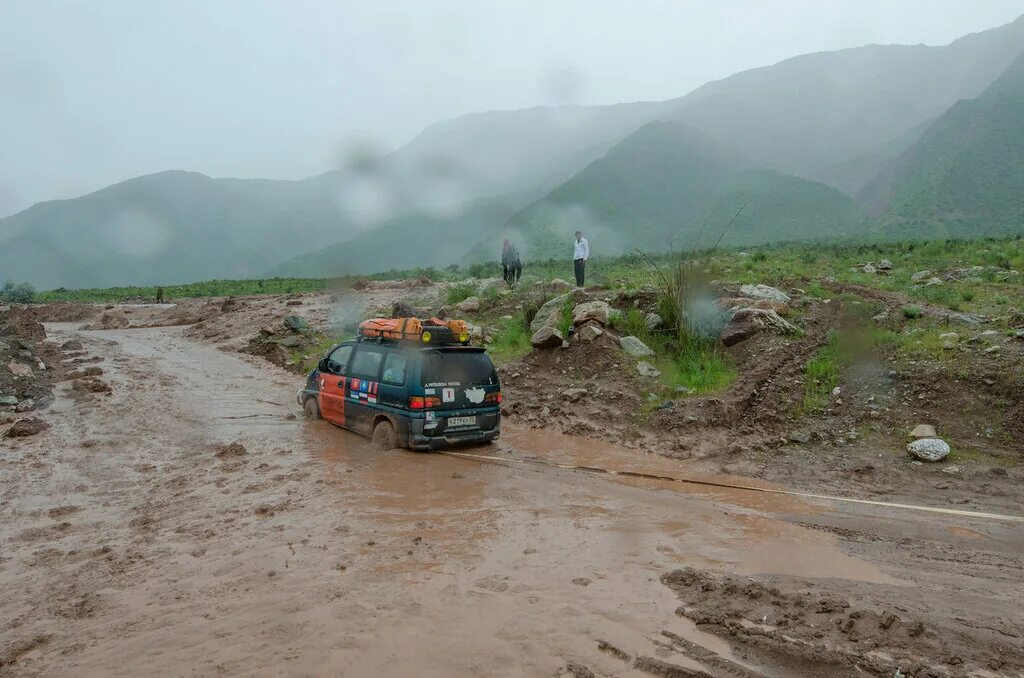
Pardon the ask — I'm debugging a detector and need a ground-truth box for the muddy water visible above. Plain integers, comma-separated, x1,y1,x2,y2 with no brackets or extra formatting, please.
7,325,893,677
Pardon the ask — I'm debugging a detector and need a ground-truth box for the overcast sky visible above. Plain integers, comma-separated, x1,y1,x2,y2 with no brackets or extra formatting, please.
2,0,1023,217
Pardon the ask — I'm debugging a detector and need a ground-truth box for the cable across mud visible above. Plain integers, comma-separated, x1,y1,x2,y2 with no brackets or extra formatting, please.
441,450,1024,523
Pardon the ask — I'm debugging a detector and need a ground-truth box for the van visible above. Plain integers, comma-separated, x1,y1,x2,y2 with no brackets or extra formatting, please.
297,318,501,450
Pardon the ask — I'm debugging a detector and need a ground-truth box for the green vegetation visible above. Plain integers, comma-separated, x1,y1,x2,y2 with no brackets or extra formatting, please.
445,282,477,305
1,280,36,304
802,331,842,413
902,305,924,319
36,277,327,303
486,315,532,364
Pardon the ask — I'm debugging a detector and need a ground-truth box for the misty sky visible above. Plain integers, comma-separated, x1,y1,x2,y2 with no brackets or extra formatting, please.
2,0,1023,217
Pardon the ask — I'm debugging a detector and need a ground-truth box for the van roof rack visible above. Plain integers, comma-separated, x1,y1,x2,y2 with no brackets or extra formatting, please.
357,317,470,346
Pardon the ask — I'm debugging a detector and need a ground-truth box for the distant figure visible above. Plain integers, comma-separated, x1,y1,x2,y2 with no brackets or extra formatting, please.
501,239,522,285
572,231,589,287
156,286,165,304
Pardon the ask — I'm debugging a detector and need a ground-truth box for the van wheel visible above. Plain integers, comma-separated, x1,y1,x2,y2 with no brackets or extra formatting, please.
303,397,321,420
371,419,397,450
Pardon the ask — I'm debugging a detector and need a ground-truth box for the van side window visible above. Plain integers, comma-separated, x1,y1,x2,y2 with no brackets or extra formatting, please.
381,352,408,386
326,345,352,374
349,348,384,380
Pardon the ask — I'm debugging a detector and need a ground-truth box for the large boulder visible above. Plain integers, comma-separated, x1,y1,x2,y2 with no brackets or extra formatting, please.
739,284,791,304
720,308,798,347
619,335,655,358
907,438,951,462
572,301,610,327
455,296,481,313
530,326,564,349
644,312,663,331
477,278,505,295
530,293,569,333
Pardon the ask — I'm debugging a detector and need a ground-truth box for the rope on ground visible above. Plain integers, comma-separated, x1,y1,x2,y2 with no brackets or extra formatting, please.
440,450,1024,523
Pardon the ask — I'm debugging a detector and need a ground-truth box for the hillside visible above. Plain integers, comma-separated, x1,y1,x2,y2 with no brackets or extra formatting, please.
270,195,525,277
4,15,1024,288
0,171,354,289
865,49,1024,237
482,121,865,259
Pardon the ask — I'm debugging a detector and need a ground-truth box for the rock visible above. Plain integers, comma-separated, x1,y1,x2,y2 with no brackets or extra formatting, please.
909,424,937,439
530,293,569,333
72,378,112,394
561,387,588,402
530,326,564,349
984,345,1000,354
717,297,790,316
788,431,810,444
547,278,573,293
571,301,610,327
720,308,798,347
619,335,655,358
283,316,309,332
15,399,34,413
0,396,18,407
907,438,950,462
739,284,791,303
675,385,692,395
1013,329,1024,341
911,270,932,283
455,296,481,313
476,278,505,295
924,277,944,287
576,323,603,343
941,465,960,475
61,339,84,351
7,361,31,377
644,312,663,331
279,335,303,348
938,332,959,341
97,312,130,329
862,263,877,275
941,340,956,350
286,299,303,306
878,259,893,271
5,417,50,437
636,361,661,379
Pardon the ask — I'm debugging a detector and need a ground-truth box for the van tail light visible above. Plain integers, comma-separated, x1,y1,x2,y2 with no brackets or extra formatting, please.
409,396,442,409
484,391,502,404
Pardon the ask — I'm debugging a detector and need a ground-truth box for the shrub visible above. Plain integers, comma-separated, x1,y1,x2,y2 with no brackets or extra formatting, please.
445,282,476,305
902,305,924,319
1,280,36,304
960,289,976,302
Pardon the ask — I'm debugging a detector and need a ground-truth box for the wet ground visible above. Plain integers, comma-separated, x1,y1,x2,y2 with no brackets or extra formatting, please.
2,325,1021,676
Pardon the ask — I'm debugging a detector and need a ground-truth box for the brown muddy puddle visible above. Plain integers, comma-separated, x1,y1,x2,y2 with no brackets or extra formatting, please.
305,422,897,676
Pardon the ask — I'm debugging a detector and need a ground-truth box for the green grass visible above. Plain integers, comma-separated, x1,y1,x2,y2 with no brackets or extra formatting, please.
902,305,923,319
557,296,575,335
655,337,736,393
487,314,532,364
802,330,842,413
36,277,327,302
445,282,477,305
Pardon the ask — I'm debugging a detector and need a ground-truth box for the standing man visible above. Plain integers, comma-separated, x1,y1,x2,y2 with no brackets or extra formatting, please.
572,231,589,288
501,239,523,285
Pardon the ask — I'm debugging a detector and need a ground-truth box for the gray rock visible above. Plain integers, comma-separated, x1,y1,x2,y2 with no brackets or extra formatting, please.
863,263,877,275
619,335,655,358
530,326,564,349
636,361,661,379
910,270,932,283
739,284,791,303
0,395,18,407
476,278,505,295
283,316,309,332
571,300,610,327
530,293,569,333
456,296,481,313
941,465,960,475
720,308,799,347
924,277,944,287
788,431,810,444
907,438,951,462
878,259,893,271
576,324,603,343
279,335,303,348
644,312,663,332
547,278,573,293
15,398,34,412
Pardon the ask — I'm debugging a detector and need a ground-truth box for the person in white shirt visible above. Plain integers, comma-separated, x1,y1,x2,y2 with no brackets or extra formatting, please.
572,231,589,287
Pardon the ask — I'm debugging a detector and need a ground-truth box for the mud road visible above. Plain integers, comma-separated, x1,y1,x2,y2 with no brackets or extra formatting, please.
2,325,1022,676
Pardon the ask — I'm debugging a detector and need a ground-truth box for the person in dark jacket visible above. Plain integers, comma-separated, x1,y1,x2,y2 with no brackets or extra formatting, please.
502,239,522,285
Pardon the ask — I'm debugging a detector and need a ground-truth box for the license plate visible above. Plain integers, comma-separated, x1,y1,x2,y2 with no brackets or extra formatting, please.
447,416,476,428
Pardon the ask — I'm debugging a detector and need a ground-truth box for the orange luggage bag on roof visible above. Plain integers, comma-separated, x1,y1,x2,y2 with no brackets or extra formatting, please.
358,317,424,340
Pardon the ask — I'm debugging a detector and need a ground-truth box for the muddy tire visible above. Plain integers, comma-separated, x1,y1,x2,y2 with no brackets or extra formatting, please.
303,397,321,420
371,419,397,450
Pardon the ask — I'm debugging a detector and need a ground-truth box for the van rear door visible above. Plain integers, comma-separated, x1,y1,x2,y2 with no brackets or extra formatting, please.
419,348,499,411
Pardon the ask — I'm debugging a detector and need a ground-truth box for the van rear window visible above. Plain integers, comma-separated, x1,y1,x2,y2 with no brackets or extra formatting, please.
421,350,497,386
